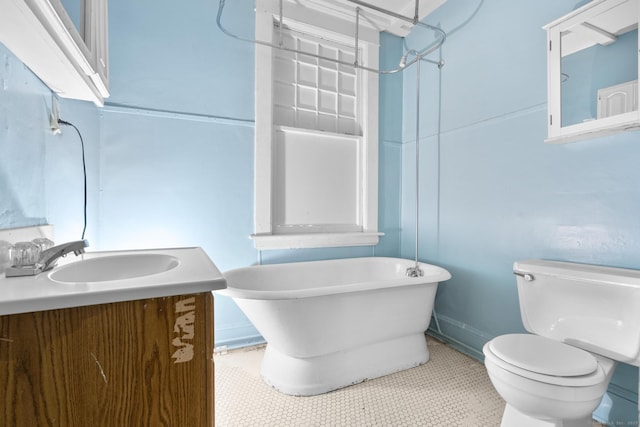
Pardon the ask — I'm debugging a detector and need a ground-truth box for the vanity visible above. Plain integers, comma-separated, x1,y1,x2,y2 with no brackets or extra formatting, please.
0,246,226,426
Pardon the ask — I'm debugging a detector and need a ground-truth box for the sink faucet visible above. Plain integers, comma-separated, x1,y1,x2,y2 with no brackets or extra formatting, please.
38,240,89,271
5,240,89,278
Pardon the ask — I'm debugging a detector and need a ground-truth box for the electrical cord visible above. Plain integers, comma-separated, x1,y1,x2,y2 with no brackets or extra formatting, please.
57,119,88,241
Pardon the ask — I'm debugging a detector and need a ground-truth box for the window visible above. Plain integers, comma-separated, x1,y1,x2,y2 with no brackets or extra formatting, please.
252,0,381,249
273,25,360,135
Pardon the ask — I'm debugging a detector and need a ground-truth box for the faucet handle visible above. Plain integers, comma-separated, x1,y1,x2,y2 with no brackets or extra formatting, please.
72,239,89,256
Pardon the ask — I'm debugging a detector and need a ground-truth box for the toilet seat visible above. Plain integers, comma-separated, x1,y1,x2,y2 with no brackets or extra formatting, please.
489,334,598,376
484,334,607,387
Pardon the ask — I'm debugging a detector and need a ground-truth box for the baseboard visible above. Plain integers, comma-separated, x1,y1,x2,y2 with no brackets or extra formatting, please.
427,312,492,362
215,326,265,351
426,329,484,362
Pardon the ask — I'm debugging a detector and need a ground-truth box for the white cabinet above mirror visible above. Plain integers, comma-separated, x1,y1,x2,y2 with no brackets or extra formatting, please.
0,0,109,106
544,0,639,143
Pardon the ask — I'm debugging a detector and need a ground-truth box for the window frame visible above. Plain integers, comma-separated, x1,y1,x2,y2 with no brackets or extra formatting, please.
252,0,381,249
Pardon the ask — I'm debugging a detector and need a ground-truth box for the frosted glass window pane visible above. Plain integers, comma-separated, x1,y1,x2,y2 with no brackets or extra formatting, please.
339,51,356,62
298,63,317,87
319,68,337,91
318,113,337,132
297,110,316,129
319,91,337,114
338,94,355,117
339,73,356,96
297,86,316,110
319,46,338,69
274,106,295,127
270,22,362,135
274,131,359,226
279,31,296,50
338,117,358,135
297,38,316,53
297,39,318,64
339,51,357,73
319,45,338,58
274,82,295,107
274,57,295,82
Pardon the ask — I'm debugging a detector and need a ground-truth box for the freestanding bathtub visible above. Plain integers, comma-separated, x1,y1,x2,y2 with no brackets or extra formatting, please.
220,257,451,396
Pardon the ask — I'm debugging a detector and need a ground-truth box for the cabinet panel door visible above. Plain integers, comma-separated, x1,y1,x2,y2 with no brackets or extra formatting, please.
0,293,214,427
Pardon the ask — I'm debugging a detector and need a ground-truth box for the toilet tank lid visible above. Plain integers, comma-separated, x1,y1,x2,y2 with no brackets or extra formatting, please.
514,259,640,288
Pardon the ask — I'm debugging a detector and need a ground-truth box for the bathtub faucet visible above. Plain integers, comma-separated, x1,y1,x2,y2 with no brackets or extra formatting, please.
406,266,424,277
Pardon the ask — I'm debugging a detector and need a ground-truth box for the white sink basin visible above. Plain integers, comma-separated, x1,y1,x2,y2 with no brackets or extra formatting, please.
0,247,225,316
49,253,180,283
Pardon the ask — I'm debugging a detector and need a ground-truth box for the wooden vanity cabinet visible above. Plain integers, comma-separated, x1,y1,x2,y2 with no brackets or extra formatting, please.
0,292,214,427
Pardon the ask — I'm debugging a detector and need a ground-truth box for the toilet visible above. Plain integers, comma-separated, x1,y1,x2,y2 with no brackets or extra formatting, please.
483,259,640,427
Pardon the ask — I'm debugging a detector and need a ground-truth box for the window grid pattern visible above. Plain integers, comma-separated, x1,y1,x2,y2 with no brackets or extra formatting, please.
272,24,361,136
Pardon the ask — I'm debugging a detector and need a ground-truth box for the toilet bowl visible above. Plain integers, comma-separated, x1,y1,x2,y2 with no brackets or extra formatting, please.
484,260,640,427
483,334,615,427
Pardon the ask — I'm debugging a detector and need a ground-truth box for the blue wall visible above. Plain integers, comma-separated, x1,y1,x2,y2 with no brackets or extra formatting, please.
0,43,50,229
402,0,639,423
0,43,100,240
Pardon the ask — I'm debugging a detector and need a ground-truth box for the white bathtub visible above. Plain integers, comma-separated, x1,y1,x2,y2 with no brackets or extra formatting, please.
220,257,451,396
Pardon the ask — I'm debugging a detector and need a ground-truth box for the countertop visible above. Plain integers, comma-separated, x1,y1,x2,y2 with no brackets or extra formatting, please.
0,247,226,316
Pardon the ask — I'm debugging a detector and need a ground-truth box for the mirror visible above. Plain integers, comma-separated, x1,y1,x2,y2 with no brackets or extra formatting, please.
561,2,638,127
545,0,640,143
60,0,83,39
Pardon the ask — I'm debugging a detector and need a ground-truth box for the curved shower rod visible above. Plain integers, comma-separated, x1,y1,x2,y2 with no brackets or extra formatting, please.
216,0,446,74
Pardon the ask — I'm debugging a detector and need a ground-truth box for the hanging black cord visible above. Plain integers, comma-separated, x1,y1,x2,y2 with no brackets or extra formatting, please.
57,119,88,241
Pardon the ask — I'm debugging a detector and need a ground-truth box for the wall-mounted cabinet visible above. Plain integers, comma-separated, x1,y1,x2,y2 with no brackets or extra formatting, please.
544,0,639,143
0,0,109,106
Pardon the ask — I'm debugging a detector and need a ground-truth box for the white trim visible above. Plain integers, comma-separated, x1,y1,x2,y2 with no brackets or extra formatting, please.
294,0,448,37
251,232,383,249
258,0,380,45
0,0,109,105
254,10,276,235
362,42,379,232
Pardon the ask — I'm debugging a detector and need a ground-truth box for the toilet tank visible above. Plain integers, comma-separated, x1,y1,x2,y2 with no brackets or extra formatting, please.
514,259,640,366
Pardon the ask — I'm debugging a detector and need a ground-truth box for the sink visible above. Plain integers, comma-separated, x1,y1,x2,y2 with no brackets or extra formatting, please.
49,253,180,283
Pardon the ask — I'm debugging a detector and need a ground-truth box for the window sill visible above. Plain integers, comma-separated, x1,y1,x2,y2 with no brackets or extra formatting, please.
250,232,383,250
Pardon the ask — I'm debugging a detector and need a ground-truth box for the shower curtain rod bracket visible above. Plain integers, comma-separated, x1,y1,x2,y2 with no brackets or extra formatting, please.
345,0,421,27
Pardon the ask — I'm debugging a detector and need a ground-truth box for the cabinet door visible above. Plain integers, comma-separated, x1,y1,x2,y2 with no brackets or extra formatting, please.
0,293,214,427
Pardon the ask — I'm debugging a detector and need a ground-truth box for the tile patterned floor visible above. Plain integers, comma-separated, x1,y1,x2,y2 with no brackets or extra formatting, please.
215,337,608,426
215,337,505,426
